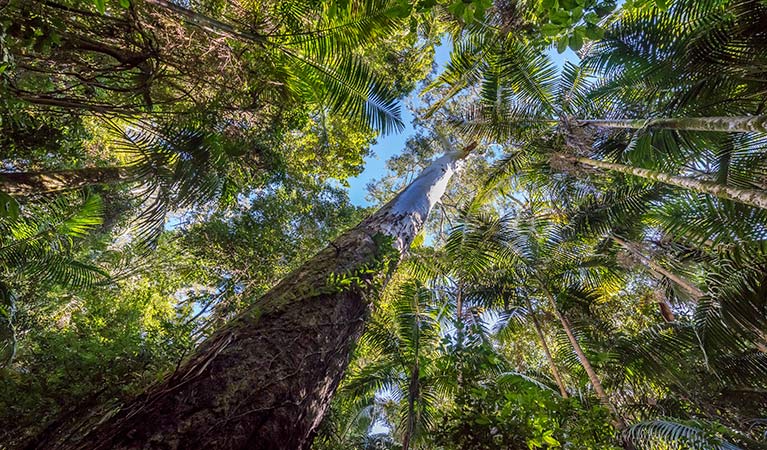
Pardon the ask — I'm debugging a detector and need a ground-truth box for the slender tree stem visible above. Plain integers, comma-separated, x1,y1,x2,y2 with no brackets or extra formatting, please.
564,155,767,210
526,298,569,398
611,236,704,300
578,115,767,133
538,282,627,431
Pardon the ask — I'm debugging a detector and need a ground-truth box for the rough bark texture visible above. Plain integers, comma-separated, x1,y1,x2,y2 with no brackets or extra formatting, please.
579,115,767,133
36,145,473,450
0,167,132,197
568,155,767,210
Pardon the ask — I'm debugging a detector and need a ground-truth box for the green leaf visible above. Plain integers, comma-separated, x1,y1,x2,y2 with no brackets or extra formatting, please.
568,29,584,51
0,192,20,220
571,6,583,21
540,23,561,37
557,35,569,53
119,0,131,8
584,24,604,39
475,416,491,425
94,0,106,13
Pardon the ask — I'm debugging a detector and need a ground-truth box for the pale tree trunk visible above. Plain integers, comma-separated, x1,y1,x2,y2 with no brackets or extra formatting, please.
611,236,704,301
578,115,767,133
559,154,767,210
0,167,133,197
539,284,627,432
145,0,263,43
526,298,568,398
37,143,476,450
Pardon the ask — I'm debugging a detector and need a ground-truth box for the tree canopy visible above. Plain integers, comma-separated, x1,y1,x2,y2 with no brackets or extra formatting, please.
2,0,767,449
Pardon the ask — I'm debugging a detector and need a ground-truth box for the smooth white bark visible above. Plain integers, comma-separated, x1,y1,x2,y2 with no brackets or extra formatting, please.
368,142,477,253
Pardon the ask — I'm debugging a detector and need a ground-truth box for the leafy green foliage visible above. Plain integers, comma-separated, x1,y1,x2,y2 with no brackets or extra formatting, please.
433,375,619,449
0,193,107,287
5,1,767,449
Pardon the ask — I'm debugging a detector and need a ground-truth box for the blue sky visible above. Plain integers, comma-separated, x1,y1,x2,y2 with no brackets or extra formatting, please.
345,40,453,206
345,40,579,207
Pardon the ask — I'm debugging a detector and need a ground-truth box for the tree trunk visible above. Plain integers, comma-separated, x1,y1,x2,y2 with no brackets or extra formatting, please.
610,239,767,350
145,0,264,43
560,154,767,210
526,298,568,398
0,167,133,197
578,115,767,133
37,143,475,450
658,301,676,323
402,361,419,450
539,285,627,431
611,236,704,300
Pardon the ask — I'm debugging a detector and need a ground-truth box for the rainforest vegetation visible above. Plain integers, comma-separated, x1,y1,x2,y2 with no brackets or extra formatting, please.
1,0,766,448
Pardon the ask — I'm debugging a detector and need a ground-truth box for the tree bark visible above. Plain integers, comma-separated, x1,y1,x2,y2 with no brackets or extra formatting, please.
526,298,568,398
611,236,704,301
658,301,676,323
0,167,133,198
38,143,475,450
144,0,264,43
578,115,767,133
539,284,627,431
560,154,767,210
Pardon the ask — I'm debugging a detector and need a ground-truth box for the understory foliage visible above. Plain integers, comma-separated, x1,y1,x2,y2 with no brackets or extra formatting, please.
2,0,767,449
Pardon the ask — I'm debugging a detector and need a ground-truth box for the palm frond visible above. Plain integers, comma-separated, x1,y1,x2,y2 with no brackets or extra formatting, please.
625,419,743,450
0,193,108,288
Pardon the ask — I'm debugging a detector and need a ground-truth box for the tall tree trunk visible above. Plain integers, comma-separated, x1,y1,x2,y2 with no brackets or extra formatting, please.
402,360,420,450
611,236,704,300
539,284,627,432
558,154,767,210
403,288,423,450
526,298,568,398
38,143,476,450
578,115,767,133
145,0,263,43
0,167,133,197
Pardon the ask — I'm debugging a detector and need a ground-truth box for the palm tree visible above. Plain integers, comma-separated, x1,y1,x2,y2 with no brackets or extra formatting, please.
0,192,108,367
425,216,572,398
36,139,475,449
4,0,406,134
427,0,767,211
554,152,767,210
586,0,767,119
450,211,629,432
526,297,570,397
342,280,444,450
0,193,107,288
1,119,272,244
610,235,704,301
